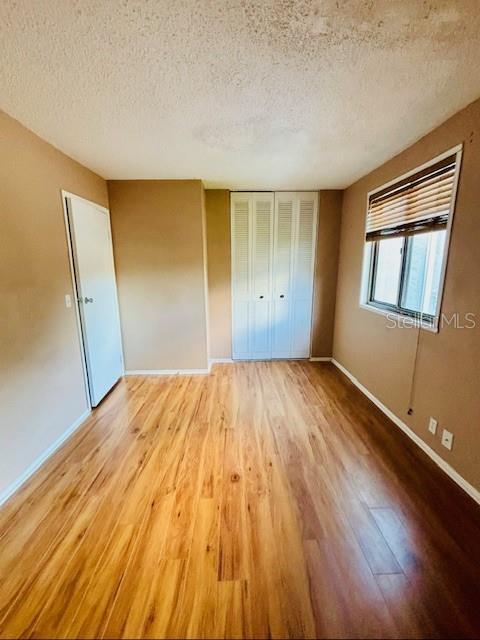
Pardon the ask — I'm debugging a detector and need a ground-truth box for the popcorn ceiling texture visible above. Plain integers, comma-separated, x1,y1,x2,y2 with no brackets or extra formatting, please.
1,0,480,188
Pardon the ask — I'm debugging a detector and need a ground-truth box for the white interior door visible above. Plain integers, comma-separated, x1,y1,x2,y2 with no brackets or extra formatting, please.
231,192,274,360
272,194,295,358
231,193,251,359
250,193,274,359
231,191,316,361
291,193,318,358
66,195,123,406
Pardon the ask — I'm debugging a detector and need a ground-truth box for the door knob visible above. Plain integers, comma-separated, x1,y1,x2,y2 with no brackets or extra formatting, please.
84,297,94,304
280,294,285,298
259,295,264,299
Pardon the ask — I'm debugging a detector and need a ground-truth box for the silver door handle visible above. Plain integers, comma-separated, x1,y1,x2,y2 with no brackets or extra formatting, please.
84,297,94,304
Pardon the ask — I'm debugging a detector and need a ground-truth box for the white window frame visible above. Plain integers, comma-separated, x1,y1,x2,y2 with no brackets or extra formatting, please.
359,144,463,332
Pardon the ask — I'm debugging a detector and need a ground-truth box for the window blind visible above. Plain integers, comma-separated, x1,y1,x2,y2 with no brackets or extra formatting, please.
366,154,457,241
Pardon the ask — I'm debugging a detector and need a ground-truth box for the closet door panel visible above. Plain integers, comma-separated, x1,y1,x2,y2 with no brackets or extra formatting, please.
231,194,252,359
250,193,274,359
250,301,271,358
252,196,273,299
231,191,316,361
272,195,295,358
232,301,250,357
291,193,318,358
291,303,313,357
272,299,290,358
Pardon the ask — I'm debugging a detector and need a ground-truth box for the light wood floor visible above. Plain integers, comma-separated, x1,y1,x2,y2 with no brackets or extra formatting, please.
0,362,479,639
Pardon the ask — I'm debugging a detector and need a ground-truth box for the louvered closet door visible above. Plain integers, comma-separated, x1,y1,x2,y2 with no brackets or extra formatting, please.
231,193,251,359
272,194,295,358
231,191,316,361
250,193,274,359
291,192,318,358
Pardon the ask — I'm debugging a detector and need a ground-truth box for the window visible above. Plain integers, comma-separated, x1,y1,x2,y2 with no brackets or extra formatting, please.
363,149,461,327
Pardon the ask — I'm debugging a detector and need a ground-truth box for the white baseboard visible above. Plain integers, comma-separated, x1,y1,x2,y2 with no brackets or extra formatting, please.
331,358,480,506
211,357,329,363
0,409,91,508
125,368,210,376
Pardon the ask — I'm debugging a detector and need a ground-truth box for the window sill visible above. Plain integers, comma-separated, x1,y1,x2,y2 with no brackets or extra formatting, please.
359,302,439,333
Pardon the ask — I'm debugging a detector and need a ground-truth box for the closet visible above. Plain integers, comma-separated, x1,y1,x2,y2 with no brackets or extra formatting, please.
231,191,318,360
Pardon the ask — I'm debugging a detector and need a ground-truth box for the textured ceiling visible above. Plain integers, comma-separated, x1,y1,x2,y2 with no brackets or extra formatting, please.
1,0,480,189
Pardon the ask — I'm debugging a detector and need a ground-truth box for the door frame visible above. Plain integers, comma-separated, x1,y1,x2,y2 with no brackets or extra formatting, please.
60,190,124,409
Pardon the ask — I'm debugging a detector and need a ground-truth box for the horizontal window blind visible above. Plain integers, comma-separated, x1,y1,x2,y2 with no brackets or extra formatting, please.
366,154,457,241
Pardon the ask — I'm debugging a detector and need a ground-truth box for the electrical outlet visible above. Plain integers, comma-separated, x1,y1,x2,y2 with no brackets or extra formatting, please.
428,417,437,435
441,429,454,451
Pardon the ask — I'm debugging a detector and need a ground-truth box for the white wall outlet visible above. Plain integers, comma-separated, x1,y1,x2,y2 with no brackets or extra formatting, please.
428,417,437,435
441,429,454,451
65,294,72,308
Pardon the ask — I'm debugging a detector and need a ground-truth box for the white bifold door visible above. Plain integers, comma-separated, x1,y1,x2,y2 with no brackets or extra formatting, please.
65,194,124,407
231,192,318,360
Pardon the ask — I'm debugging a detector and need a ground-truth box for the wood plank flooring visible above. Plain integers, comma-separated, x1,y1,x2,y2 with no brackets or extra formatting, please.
0,361,479,639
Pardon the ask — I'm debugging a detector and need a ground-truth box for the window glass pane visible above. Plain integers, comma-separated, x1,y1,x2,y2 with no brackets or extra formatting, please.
402,234,429,313
402,230,446,316
372,236,403,305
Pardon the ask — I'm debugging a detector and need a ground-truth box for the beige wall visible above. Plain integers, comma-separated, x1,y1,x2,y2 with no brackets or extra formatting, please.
108,180,209,371
333,97,480,492
311,190,342,357
205,190,232,359
0,109,108,498
205,189,341,360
